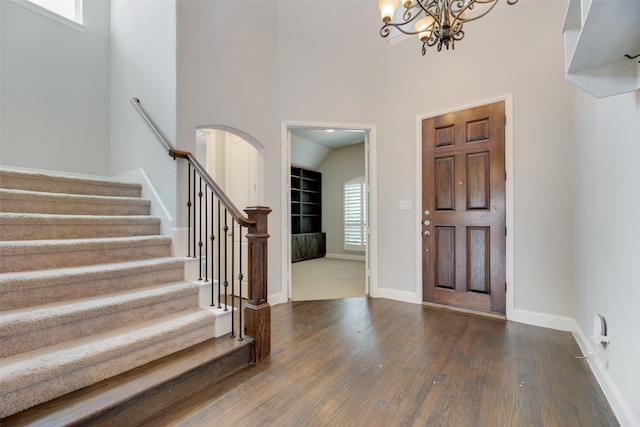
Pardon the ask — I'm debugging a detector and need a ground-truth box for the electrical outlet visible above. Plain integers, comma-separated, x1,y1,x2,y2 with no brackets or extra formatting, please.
592,314,610,345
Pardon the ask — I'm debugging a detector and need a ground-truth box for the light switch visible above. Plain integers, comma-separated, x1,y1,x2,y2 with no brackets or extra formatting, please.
399,200,413,210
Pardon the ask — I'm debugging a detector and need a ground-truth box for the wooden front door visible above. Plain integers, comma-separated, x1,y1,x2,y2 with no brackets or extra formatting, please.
422,101,506,314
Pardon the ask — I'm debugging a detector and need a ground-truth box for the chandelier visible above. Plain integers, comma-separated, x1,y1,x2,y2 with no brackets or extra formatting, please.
378,0,519,55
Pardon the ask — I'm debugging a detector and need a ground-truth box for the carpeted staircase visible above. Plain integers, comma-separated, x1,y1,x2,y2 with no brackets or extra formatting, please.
0,169,223,419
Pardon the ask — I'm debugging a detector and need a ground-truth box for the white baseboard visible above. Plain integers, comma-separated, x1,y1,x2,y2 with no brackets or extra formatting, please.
325,253,365,262
371,287,421,304
511,309,637,426
509,308,573,331
113,168,174,238
572,321,639,427
269,292,288,306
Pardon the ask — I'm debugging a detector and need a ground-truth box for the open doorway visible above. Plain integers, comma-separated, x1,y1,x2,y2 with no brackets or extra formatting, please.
284,125,375,301
196,127,264,298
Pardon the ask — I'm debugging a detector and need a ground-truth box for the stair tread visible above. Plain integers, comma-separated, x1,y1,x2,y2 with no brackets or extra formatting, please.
0,281,198,335
0,235,171,253
0,169,142,197
0,257,184,292
0,213,160,222
0,188,150,204
0,335,252,427
0,236,173,274
0,309,215,379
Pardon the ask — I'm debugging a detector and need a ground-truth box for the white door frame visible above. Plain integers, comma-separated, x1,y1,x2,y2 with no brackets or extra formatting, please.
415,93,515,318
280,121,378,302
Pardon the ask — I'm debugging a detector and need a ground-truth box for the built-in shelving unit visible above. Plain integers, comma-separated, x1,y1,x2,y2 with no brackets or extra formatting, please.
563,0,640,98
291,167,326,262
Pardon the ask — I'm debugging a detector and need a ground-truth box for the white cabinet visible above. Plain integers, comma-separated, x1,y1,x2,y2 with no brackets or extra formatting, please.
563,0,640,98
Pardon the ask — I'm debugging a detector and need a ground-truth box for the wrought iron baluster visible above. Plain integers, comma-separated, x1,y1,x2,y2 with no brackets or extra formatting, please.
230,218,236,338
204,184,208,283
217,199,222,309
209,191,215,306
238,224,244,342
186,164,192,257
223,209,229,312
198,177,203,280
192,169,197,258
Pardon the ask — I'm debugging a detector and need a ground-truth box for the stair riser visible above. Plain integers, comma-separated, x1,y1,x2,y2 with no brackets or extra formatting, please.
1,292,199,358
0,311,215,418
0,263,185,311
88,344,253,427
0,242,172,273
1,221,160,241
0,170,141,198
0,196,151,216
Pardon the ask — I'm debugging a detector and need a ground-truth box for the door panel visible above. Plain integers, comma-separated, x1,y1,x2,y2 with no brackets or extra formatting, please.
422,102,506,314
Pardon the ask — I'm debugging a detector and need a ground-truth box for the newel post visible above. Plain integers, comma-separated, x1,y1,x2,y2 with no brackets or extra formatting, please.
244,206,272,363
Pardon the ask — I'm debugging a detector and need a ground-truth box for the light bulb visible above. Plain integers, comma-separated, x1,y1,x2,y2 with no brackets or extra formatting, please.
414,16,435,41
378,0,399,23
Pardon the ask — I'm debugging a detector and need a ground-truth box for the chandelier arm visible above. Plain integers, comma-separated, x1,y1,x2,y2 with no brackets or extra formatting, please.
451,28,465,41
380,22,421,36
425,33,440,47
453,0,501,24
380,26,392,38
401,3,422,22
380,5,440,37
450,20,463,35
413,0,433,14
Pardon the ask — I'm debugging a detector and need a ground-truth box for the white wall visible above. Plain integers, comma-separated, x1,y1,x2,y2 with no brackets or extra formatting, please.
176,0,282,301
110,0,177,220
0,0,110,175
317,144,366,256
572,89,640,424
277,1,576,312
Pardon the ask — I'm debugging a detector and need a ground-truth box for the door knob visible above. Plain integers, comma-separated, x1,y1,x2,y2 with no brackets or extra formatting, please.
424,230,431,237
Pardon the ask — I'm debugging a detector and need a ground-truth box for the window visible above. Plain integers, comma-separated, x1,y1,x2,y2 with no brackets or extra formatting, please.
344,176,366,251
14,0,84,30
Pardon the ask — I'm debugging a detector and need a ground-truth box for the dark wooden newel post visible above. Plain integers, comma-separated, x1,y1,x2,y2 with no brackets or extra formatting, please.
244,206,272,363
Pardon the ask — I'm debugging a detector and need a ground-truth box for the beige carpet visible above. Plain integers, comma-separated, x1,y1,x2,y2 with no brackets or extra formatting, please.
291,257,366,301
0,168,217,418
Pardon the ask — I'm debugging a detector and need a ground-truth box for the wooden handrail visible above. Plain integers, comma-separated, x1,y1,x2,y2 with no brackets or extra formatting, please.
129,97,254,228
130,97,271,363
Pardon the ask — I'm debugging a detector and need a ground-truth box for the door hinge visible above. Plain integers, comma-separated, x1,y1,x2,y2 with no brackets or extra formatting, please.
505,226,507,236
505,282,507,292
505,171,507,181
504,114,507,126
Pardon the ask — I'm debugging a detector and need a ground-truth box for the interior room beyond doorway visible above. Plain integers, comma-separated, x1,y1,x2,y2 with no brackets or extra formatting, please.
289,127,368,301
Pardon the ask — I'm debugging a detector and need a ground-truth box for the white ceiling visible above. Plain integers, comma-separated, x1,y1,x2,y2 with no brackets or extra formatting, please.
290,128,365,150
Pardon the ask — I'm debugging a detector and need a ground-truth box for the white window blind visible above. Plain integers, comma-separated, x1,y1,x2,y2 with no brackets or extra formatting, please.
344,176,366,251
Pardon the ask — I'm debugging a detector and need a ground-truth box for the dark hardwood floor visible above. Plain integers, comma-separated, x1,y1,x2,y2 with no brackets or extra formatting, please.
142,297,618,426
